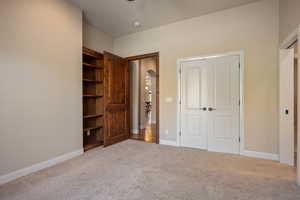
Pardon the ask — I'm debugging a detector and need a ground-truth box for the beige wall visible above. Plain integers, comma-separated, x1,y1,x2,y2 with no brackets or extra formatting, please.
114,0,279,154
83,22,113,53
279,0,300,42
0,0,83,176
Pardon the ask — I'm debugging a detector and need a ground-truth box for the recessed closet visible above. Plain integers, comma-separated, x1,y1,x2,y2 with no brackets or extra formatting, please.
82,47,130,151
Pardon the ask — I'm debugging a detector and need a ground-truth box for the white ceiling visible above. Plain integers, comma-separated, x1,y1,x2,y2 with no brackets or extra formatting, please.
71,0,260,38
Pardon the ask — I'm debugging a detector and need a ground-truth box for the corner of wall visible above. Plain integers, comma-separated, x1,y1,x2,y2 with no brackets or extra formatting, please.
83,21,114,53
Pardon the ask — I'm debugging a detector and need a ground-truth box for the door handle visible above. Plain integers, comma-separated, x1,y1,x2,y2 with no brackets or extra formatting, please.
285,109,289,115
208,107,216,111
200,107,207,111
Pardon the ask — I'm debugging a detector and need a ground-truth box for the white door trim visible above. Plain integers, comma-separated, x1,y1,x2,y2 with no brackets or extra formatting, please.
279,25,300,185
280,28,298,49
177,51,245,154
279,48,295,166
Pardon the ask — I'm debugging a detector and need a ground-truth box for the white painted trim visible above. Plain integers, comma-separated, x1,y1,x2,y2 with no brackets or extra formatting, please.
177,58,182,147
279,25,300,186
131,129,139,134
297,26,300,186
0,149,83,185
177,51,245,154
139,125,145,129
240,150,279,161
280,28,298,49
239,52,245,154
159,139,178,147
279,49,295,166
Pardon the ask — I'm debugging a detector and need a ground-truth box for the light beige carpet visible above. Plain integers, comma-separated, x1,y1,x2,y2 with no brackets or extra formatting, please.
0,140,299,200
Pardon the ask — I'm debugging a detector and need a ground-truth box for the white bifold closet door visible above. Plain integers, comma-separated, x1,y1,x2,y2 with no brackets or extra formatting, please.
181,55,240,154
279,49,294,166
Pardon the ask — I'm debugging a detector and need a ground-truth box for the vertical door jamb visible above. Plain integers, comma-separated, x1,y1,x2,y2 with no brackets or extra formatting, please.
126,53,160,144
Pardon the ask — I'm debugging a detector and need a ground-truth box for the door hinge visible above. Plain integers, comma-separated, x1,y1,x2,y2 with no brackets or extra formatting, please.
179,100,181,105
238,100,240,106
179,68,181,74
239,137,241,143
239,63,241,69
179,131,181,136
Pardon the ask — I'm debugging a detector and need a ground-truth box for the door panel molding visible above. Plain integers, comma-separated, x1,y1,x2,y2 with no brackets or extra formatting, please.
104,52,130,147
177,51,245,155
180,60,209,149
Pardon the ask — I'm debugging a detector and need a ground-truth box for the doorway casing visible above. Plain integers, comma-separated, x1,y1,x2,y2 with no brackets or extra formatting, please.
126,52,160,144
279,25,300,185
177,51,245,154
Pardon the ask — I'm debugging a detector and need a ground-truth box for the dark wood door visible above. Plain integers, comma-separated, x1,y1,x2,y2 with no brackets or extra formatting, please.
104,52,129,146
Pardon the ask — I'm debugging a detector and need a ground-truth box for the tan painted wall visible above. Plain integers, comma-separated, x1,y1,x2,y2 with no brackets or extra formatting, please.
83,22,113,53
279,0,300,42
114,0,279,154
0,0,83,176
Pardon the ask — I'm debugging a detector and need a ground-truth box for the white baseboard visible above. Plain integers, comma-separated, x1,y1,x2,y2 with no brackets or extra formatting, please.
0,149,83,185
240,150,279,161
131,129,139,134
140,125,146,129
159,139,177,147
158,142,278,161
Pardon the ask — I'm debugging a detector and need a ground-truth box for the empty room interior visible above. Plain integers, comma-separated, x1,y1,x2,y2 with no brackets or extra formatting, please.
1,0,300,199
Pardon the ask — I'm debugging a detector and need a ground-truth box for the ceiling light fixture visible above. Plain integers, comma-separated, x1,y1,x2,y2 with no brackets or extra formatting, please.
127,0,140,28
133,21,141,28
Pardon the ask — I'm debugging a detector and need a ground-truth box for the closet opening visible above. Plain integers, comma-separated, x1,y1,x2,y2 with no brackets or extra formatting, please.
82,48,130,151
177,52,243,154
127,53,159,144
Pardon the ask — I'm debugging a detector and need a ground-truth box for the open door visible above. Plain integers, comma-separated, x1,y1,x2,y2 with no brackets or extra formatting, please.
104,52,130,146
279,48,295,166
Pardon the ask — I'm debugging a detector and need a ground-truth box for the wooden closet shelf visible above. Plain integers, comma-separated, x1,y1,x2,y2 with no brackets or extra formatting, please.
83,126,103,132
83,95,103,98
82,47,106,152
83,79,103,83
83,51,99,58
83,63,104,69
83,114,104,119
84,143,103,151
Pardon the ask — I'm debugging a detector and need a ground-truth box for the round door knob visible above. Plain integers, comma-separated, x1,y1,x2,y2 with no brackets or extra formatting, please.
208,107,216,111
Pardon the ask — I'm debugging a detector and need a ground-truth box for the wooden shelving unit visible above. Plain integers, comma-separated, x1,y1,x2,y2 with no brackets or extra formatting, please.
83,79,103,83
83,114,104,119
84,143,103,152
83,126,102,132
83,62,104,69
82,47,105,152
83,95,103,98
